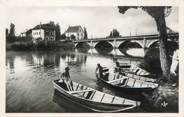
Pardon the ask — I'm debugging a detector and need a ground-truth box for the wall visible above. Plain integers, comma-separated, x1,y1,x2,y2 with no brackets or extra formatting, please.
32,29,44,42
44,30,56,41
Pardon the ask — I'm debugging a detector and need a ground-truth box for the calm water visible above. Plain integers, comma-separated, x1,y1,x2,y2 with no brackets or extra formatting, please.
6,49,148,113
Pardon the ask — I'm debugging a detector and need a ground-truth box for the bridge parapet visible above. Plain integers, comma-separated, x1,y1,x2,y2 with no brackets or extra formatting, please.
73,33,178,48
73,33,178,43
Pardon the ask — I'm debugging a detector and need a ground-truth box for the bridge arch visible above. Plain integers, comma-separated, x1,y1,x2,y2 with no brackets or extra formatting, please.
74,42,91,48
94,40,113,48
129,40,144,48
119,40,143,49
147,40,159,49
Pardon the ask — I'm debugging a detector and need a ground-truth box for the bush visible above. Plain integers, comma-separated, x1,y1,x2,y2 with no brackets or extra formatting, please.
6,40,75,51
140,45,177,75
140,47,162,75
7,41,33,50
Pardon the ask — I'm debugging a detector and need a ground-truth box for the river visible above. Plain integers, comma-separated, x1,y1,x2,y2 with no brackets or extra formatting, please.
6,48,151,113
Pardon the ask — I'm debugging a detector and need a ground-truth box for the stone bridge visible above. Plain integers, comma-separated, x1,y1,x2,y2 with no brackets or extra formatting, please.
73,33,178,49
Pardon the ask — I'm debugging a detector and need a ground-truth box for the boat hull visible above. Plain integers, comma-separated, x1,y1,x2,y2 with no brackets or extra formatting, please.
97,77,155,94
53,80,138,112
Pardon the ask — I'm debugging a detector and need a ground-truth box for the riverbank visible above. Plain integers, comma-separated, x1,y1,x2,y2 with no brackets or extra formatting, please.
139,47,178,112
142,83,178,112
6,40,75,51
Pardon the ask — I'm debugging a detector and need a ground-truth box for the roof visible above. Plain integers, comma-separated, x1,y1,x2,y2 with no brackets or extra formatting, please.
26,29,32,33
65,25,83,33
33,22,55,30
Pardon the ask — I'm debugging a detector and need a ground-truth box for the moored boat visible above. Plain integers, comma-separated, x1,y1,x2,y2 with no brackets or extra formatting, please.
53,79,141,112
98,71,158,93
120,64,150,76
121,72,157,83
103,66,156,83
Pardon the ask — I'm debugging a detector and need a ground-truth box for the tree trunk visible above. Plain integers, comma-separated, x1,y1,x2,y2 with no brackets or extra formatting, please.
155,15,170,80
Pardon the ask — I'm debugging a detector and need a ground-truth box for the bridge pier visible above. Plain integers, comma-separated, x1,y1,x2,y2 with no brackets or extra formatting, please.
108,39,122,49
87,41,98,48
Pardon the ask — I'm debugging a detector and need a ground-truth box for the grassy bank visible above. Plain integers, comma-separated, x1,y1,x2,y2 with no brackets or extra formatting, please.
139,46,178,112
6,40,75,51
142,83,178,112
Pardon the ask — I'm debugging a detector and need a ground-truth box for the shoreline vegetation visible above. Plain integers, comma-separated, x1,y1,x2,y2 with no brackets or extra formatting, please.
6,40,75,51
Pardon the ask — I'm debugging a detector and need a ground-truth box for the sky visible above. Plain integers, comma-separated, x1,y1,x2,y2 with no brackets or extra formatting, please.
6,6,178,38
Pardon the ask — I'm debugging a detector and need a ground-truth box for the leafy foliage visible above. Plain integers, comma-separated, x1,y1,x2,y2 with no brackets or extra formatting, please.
83,27,88,39
118,6,171,18
109,29,120,38
70,34,76,40
55,23,61,40
61,33,66,39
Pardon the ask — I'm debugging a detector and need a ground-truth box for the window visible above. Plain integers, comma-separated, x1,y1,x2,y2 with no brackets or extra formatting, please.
51,32,54,36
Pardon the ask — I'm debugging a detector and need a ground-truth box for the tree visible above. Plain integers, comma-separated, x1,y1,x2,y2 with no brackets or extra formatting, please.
70,34,76,40
83,27,88,39
113,29,120,37
9,23,15,37
118,6,172,80
8,23,16,42
109,31,113,37
6,28,9,39
61,33,66,40
55,23,61,41
109,29,120,38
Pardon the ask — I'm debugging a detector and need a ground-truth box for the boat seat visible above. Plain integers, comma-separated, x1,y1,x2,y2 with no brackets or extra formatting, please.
116,78,127,87
85,91,94,99
135,69,140,74
68,89,94,94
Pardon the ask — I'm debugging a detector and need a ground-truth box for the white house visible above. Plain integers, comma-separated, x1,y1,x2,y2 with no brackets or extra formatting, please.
31,22,56,43
65,25,84,40
32,29,45,42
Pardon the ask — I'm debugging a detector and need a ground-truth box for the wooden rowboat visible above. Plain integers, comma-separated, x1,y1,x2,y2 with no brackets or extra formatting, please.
121,72,157,83
120,64,150,76
103,67,156,83
98,72,158,93
53,79,141,112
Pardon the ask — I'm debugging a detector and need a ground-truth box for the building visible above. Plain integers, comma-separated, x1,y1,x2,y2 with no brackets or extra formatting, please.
23,22,56,43
31,22,56,43
65,25,84,40
26,29,32,38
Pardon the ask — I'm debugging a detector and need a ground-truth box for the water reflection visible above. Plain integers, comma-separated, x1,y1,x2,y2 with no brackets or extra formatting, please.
6,56,15,74
86,48,125,57
85,48,144,58
16,52,88,69
6,50,145,112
